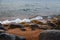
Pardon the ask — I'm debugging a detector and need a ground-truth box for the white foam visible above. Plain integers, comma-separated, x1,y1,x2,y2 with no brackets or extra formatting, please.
12,18,22,23
0,16,44,24
48,16,52,19
30,16,43,20
21,18,31,22
2,20,11,24
0,21,2,23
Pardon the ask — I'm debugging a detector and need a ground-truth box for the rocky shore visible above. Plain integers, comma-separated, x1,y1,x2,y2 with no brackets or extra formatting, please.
0,15,60,40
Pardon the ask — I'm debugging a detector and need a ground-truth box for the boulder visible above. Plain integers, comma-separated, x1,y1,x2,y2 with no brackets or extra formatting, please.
39,30,60,40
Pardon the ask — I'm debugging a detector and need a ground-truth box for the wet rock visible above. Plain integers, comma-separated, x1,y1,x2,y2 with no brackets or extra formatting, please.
0,23,6,31
8,23,24,29
31,20,43,25
15,36,26,40
30,24,40,30
56,19,60,26
39,30,60,40
39,25,49,30
20,28,26,31
20,22,30,27
47,21,60,29
0,32,26,40
0,33,12,40
47,21,58,29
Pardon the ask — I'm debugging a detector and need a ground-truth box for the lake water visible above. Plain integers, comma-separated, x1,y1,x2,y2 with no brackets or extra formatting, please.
0,0,60,18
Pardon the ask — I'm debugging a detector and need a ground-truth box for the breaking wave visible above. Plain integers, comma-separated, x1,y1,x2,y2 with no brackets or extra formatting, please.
0,16,43,24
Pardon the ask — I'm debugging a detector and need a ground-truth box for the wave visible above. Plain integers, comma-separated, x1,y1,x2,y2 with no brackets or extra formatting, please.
0,16,43,24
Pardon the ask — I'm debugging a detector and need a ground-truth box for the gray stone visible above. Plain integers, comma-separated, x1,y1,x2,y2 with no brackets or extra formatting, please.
0,23,6,31
0,32,26,40
39,30,60,40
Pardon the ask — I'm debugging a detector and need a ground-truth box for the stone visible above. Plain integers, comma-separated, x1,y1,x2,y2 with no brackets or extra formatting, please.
30,24,40,30
0,23,6,31
0,32,26,40
39,30,60,40
9,23,24,29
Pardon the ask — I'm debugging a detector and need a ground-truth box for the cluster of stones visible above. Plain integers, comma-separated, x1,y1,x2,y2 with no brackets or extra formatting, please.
0,16,60,40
